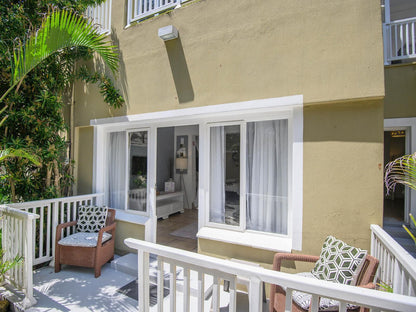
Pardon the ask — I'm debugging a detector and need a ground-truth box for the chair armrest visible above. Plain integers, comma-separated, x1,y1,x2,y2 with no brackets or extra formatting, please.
56,220,77,243
273,253,320,271
358,282,376,289
97,223,116,246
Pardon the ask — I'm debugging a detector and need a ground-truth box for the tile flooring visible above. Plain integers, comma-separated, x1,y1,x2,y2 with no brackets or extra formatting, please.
157,208,198,252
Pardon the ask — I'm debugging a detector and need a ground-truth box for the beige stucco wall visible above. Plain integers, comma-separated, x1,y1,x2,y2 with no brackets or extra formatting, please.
72,0,385,266
74,126,94,195
384,63,416,118
73,0,384,126
115,220,146,255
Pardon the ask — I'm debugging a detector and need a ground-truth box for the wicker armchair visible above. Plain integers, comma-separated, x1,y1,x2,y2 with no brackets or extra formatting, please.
55,208,116,278
269,253,379,312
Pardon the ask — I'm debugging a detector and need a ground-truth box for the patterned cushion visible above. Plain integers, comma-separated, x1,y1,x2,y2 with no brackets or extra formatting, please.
292,272,359,311
58,232,112,247
76,206,108,233
311,236,367,286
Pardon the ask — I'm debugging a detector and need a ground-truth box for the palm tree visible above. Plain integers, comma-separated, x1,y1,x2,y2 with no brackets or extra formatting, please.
0,8,119,201
0,8,119,104
385,152,416,246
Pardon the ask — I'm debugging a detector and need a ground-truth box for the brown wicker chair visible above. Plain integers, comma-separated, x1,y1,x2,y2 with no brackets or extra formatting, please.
269,253,379,312
55,208,116,278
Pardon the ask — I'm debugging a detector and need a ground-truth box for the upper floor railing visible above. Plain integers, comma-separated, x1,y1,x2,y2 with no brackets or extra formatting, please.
125,237,416,312
383,17,416,64
127,0,192,26
371,224,416,296
85,0,112,35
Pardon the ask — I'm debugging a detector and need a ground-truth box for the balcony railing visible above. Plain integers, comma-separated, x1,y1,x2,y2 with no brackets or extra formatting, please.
85,0,112,35
371,224,416,296
127,0,192,26
2,194,416,311
125,238,416,312
383,17,416,64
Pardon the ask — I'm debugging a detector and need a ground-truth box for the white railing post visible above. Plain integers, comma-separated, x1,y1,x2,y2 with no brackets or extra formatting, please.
248,277,263,312
137,249,150,312
21,214,37,308
49,201,59,268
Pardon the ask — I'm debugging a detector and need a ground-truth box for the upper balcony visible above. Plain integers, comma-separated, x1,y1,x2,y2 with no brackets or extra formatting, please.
383,0,416,64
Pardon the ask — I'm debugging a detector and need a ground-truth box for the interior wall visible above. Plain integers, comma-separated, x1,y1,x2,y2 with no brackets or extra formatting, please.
157,127,175,191
174,125,199,209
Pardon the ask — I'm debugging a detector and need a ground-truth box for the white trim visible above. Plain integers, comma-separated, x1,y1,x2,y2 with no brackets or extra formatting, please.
197,227,292,252
93,95,303,251
115,210,149,225
90,96,302,127
384,117,416,224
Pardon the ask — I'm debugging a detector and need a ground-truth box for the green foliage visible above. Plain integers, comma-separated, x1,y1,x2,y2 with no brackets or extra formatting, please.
0,1,124,203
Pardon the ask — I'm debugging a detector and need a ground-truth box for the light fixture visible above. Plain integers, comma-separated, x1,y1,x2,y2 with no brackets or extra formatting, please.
391,130,405,138
158,25,178,41
175,157,187,171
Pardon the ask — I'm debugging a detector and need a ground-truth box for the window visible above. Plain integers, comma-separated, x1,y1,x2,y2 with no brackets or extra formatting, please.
107,130,149,213
208,119,288,235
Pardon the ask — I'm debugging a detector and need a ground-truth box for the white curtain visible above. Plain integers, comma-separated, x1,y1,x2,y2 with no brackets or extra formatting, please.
209,127,225,223
108,131,127,209
246,120,288,234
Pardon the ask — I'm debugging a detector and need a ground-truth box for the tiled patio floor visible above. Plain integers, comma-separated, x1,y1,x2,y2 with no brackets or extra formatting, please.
26,261,268,312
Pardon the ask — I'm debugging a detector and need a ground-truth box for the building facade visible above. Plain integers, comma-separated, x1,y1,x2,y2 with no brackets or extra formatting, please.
71,0,390,271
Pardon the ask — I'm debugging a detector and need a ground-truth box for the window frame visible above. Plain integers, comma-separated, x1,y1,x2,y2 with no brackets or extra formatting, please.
92,95,303,251
204,113,292,238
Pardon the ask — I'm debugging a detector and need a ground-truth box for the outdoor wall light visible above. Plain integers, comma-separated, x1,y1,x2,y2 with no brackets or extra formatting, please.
158,25,178,41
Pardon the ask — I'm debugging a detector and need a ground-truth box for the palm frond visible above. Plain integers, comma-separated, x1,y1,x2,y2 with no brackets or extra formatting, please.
385,152,416,194
0,148,42,167
11,9,118,89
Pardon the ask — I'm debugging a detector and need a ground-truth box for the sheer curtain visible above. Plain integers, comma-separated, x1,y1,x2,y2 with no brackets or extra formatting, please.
246,120,288,234
108,131,127,209
209,127,225,223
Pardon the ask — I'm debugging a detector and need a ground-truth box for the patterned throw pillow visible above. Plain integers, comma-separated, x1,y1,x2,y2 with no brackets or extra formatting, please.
311,236,367,286
76,206,108,233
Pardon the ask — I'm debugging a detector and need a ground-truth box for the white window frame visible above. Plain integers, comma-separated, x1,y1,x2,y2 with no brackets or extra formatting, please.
92,95,303,251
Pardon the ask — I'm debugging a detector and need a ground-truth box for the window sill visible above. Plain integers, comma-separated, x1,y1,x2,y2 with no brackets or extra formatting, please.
196,227,292,253
115,210,149,225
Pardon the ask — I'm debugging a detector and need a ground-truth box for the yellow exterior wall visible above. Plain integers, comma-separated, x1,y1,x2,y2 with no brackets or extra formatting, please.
73,0,385,266
73,0,384,127
384,63,416,118
74,126,94,195
115,220,146,255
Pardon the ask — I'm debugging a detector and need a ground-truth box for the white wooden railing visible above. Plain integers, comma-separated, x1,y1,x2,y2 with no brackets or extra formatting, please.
129,188,147,211
371,224,416,296
125,238,416,312
383,17,416,64
85,0,112,35
0,206,38,308
7,193,104,266
127,0,192,25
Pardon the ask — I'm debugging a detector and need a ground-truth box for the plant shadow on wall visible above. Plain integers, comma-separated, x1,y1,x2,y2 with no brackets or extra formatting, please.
164,35,195,104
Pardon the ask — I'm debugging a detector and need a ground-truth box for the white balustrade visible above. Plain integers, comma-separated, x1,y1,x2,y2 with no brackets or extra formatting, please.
127,0,192,25
125,238,416,312
0,206,38,308
384,17,416,64
371,224,416,296
7,193,104,266
85,0,112,35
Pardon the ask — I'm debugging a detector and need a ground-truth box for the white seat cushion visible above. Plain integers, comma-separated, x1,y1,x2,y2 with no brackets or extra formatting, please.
291,272,358,311
58,232,112,247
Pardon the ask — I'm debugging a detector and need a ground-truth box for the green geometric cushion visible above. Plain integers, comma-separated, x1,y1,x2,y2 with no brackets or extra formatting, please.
311,236,367,286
